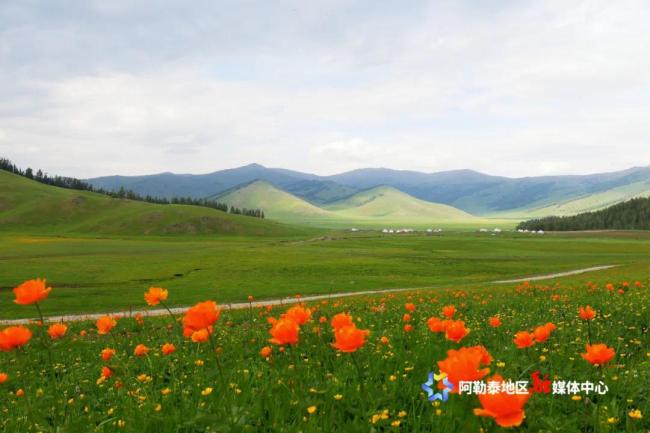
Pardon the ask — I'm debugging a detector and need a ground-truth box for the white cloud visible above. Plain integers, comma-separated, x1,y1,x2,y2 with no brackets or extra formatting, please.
312,138,397,168
0,0,649,178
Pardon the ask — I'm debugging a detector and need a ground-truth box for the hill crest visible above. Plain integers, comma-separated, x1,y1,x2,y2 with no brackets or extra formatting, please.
0,170,295,236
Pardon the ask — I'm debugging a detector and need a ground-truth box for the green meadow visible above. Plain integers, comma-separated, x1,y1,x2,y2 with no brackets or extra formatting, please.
2,230,650,319
2,169,650,433
0,261,648,433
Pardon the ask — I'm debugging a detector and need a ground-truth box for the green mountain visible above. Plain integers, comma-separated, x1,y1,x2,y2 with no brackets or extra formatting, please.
87,163,650,216
0,170,296,236
215,181,482,228
213,181,337,221
518,196,650,231
519,181,650,217
325,186,475,220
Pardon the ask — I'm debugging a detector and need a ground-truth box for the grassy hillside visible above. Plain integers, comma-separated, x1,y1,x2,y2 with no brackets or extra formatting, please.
0,170,298,236
325,186,476,220
88,163,650,215
283,179,359,205
214,180,338,220
523,181,650,217
518,196,650,231
214,182,501,229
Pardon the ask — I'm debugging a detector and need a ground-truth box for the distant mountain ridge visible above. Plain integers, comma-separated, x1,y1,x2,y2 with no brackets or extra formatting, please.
518,196,650,231
0,170,295,236
323,185,474,220
213,181,478,226
87,164,650,217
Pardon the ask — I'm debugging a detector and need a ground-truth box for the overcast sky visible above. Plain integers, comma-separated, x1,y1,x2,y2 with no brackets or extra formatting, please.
1,0,649,178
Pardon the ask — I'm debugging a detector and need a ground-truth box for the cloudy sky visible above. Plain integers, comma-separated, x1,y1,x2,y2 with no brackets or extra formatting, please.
1,0,649,178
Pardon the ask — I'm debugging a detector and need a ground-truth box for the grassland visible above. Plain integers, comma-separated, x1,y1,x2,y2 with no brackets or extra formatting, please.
2,170,649,432
2,230,650,319
0,264,647,432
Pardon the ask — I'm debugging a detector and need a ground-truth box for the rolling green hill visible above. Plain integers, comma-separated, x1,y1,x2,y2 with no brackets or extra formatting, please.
325,186,476,220
213,181,339,221
215,181,491,228
88,163,650,215
0,170,297,236
518,196,650,231
492,180,650,218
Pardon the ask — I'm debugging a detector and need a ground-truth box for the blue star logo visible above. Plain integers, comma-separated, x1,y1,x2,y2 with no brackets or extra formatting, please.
422,372,454,402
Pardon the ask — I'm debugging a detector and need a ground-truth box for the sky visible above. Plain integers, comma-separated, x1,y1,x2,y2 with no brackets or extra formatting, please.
1,0,649,178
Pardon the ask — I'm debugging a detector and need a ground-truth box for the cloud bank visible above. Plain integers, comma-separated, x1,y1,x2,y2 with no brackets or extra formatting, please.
1,0,649,177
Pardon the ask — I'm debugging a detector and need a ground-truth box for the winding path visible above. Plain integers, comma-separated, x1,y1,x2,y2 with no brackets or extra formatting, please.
0,264,618,325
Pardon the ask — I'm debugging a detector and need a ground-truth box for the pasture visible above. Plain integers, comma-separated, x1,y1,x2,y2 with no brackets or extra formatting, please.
0,264,647,432
2,230,650,319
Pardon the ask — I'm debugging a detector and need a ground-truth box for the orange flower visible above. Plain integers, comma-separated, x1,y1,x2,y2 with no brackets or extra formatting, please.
96,316,117,335
427,317,447,333
488,316,502,327
47,323,67,340
190,328,210,343
405,302,416,313
0,326,33,351
268,318,300,346
533,322,557,343
533,325,551,343
380,336,389,345
404,324,413,332
438,345,491,392
445,320,470,343
101,348,116,361
13,278,51,305
474,374,531,427
331,325,369,352
513,331,535,349
319,316,328,324
247,295,254,302
144,287,168,306
260,346,272,358
101,366,112,378
442,305,456,319
0,373,7,384
330,312,354,330
582,343,615,366
403,313,411,322
578,305,596,321
182,301,221,336
134,344,149,357
161,343,176,355
282,305,312,326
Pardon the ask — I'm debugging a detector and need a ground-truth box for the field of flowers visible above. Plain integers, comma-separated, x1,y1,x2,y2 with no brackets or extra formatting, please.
0,277,648,433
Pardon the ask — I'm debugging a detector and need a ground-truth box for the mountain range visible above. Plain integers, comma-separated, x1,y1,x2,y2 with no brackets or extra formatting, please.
88,164,650,220
0,170,296,236
210,181,476,226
